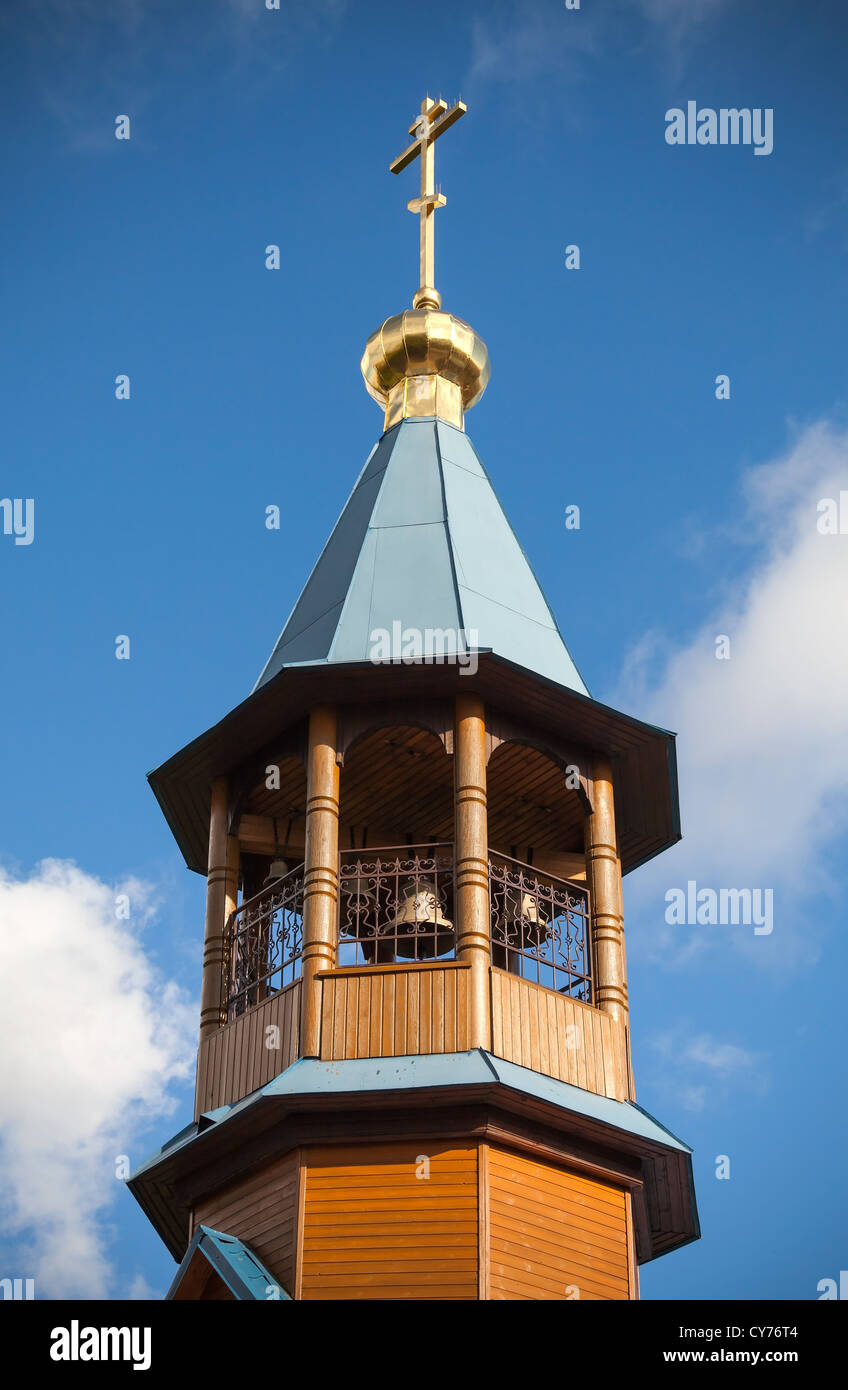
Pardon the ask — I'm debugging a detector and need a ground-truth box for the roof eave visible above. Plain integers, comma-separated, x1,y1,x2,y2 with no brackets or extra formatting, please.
128,1052,698,1266
148,653,680,876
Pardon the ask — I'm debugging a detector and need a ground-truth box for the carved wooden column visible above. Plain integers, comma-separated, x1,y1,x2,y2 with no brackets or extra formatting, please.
300,706,340,1057
199,776,230,1040
584,755,633,1095
454,693,491,1051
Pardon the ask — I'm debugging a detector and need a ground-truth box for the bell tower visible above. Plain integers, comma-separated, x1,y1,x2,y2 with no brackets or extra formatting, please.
129,96,699,1301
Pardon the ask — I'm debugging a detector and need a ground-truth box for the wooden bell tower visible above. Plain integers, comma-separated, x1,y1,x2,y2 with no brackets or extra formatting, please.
128,96,699,1301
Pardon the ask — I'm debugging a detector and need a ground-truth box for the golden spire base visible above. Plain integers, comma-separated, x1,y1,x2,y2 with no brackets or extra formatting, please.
361,307,490,433
413,286,442,311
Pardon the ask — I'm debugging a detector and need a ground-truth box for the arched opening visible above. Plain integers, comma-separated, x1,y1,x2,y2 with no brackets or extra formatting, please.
486,739,591,1001
227,754,308,1019
237,753,308,894
337,724,454,965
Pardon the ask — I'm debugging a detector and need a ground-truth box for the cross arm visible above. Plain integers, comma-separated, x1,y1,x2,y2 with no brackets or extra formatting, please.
390,140,422,176
389,99,467,175
427,100,467,142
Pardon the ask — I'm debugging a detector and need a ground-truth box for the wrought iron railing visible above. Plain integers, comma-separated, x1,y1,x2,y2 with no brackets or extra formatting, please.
219,846,591,1019
224,864,304,1021
337,845,456,966
488,852,592,1002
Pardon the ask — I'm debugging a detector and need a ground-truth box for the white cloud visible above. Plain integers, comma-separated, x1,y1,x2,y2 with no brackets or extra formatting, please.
648,1029,766,1111
614,421,848,970
127,1273,160,1300
0,860,195,1298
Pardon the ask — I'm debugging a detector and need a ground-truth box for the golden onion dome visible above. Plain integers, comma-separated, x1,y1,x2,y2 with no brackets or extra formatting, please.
361,294,491,433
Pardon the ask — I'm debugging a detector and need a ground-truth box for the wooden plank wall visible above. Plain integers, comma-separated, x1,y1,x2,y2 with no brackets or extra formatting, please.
300,1142,478,1300
194,980,301,1118
486,1145,631,1300
318,963,470,1061
490,968,628,1100
193,1150,300,1298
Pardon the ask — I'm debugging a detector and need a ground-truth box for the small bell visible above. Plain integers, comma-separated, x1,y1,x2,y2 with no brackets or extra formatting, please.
339,874,378,944
341,874,378,906
501,889,549,948
389,878,454,959
262,858,290,890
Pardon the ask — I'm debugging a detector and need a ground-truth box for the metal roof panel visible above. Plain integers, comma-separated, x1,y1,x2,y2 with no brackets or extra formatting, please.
254,419,589,696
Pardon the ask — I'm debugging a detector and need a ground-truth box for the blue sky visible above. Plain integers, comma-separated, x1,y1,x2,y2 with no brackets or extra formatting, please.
1,0,846,1300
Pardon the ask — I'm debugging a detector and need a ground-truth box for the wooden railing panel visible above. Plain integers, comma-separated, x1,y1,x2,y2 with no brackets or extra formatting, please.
319,962,470,1061
490,968,628,1101
194,979,301,1117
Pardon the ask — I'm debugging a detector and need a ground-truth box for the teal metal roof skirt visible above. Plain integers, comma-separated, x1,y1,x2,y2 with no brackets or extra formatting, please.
129,1050,699,1264
133,1051,692,1174
254,419,588,696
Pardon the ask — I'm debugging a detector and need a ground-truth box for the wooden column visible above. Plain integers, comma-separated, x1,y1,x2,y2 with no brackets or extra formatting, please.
454,694,491,1051
200,776,230,1040
300,706,340,1057
584,755,632,1093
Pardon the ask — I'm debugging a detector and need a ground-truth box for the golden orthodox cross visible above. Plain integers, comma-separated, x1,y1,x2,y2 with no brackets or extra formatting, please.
390,95,466,310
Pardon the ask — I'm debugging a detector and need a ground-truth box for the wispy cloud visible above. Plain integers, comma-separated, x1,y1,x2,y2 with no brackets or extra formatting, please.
614,419,848,973
803,167,848,248
0,860,195,1298
1,0,349,148
465,0,728,95
466,0,599,90
127,1273,161,1300
631,0,729,34
648,1028,766,1112
628,0,731,68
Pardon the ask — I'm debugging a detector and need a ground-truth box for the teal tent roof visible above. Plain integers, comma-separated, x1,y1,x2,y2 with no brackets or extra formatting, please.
166,1225,290,1301
254,418,588,696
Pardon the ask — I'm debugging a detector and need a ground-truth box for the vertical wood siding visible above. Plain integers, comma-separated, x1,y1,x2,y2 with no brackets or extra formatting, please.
194,980,301,1118
318,963,470,1060
192,1149,300,1297
490,968,628,1100
300,1142,478,1300
487,1145,631,1300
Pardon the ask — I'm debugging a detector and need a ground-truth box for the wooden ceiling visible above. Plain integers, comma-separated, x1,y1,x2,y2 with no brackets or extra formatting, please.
487,742,584,855
240,724,584,860
340,725,453,847
244,756,307,825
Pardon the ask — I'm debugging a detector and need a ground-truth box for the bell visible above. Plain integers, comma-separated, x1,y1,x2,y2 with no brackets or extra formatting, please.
339,874,378,944
502,890,549,948
262,858,289,890
341,874,377,905
389,878,454,959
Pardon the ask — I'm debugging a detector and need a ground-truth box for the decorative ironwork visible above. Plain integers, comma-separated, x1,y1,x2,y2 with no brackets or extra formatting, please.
337,845,455,966
488,852,592,1002
224,865,304,1021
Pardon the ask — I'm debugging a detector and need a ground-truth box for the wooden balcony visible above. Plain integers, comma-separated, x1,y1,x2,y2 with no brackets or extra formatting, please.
195,846,630,1117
